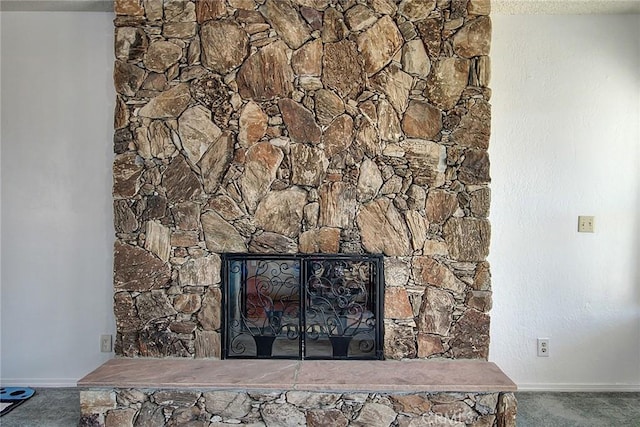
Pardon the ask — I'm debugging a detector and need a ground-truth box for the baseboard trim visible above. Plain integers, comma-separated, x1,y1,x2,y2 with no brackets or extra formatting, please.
517,383,640,392
0,378,79,388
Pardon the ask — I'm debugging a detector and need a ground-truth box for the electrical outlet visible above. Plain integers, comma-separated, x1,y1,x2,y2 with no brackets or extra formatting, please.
537,338,549,357
578,216,595,233
100,335,112,353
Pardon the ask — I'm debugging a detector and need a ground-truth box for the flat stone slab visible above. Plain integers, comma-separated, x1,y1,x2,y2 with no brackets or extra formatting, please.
78,359,516,393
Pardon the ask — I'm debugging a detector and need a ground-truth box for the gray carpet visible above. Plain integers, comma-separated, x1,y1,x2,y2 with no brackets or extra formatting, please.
0,388,638,426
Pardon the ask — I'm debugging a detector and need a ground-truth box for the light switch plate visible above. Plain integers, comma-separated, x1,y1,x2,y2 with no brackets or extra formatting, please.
578,216,594,233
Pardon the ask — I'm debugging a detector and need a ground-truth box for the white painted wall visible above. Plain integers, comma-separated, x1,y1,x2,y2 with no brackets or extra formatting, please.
0,11,638,390
489,14,640,390
0,11,115,386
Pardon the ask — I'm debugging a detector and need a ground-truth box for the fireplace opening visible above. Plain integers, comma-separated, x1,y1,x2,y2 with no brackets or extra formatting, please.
222,254,384,360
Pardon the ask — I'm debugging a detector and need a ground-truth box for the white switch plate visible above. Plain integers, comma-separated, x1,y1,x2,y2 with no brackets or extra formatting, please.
578,216,594,233
100,334,112,352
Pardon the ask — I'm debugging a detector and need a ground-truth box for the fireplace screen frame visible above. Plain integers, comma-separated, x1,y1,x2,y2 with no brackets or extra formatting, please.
221,253,384,360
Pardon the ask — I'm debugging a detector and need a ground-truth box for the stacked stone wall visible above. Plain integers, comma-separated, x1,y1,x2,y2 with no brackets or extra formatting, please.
112,0,493,360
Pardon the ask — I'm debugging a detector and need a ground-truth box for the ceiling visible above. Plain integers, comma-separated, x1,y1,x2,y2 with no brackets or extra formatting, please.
1,0,638,15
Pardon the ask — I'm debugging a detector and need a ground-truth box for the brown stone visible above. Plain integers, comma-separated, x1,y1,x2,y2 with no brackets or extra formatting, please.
453,16,492,59
426,190,458,224
318,182,357,228
238,101,268,148
113,152,143,198
140,121,174,160
385,286,413,319
195,330,220,358
315,89,344,126
114,0,143,15
143,40,182,73
190,75,232,127
171,202,200,231
355,118,382,157
240,142,284,212
323,115,354,157
470,187,491,218
391,394,431,414
377,99,401,143
164,23,197,39
416,18,442,59
357,198,411,256
466,290,492,312
417,286,454,336
300,6,323,30
402,139,446,187
114,97,129,130
307,409,348,427
425,58,470,111
451,99,491,149
413,256,466,294
345,4,377,31
290,144,328,187
370,64,412,114
238,40,294,101
383,323,416,360
399,0,436,21
206,195,244,221
299,227,341,253
114,200,138,233
139,83,191,118
199,131,234,194
279,99,322,145
144,220,171,262
402,39,430,77
198,287,222,330
450,309,490,359
178,105,222,164
114,292,140,333
174,294,201,314
402,100,442,140
114,60,145,96
417,333,445,357
497,393,517,427
254,188,307,238
405,210,427,251
432,402,477,424
384,257,410,288
171,230,199,247
196,0,226,23
249,232,298,253
322,40,365,99
163,154,203,203
201,211,247,252
179,255,221,286
262,403,307,427
260,0,311,50
444,218,490,262
356,158,383,202
473,261,491,291
469,0,491,15
460,149,490,184
115,27,148,62
292,39,323,76
114,241,170,291
357,16,403,76
105,408,136,427
322,7,348,43
201,20,249,74
136,290,177,323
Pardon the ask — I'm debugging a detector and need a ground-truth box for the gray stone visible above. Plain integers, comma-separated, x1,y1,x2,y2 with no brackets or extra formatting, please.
352,402,397,427
306,409,348,427
199,131,234,193
139,83,191,118
417,286,454,336
134,401,164,427
239,101,268,147
357,198,411,256
384,257,410,287
425,58,470,111
286,391,341,408
205,391,252,418
178,105,222,164
238,40,294,101
261,403,306,427
201,211,247,252
163,154,203,203
114,241,170,291
201,19,249,74
255,187,307,238
144,40,182,73
322,40,365,98
371,64,413,114
260,0,311,50
290,144,328,187
357,16,403,76
105,408,136,427
279,99,322,145
240,142,284,212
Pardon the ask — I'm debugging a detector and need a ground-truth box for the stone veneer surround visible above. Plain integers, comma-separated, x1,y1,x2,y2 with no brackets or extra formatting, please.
112,0,493,361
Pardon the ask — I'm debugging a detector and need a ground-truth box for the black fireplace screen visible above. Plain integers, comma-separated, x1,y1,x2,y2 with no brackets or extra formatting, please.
222,254,384,360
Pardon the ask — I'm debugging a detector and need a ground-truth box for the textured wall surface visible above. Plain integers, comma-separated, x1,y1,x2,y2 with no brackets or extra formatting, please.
112,0,494,360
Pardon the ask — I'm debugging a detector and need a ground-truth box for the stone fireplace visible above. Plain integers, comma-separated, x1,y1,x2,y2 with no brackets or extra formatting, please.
112,0,492,362
79,0,514,425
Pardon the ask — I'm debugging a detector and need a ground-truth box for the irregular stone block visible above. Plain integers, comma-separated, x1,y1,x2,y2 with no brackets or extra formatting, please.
413,256,466,294
136,290,177,323
196,0,226,23
322,7,348,43
139,83,191,118
345,4,377,31
198,287,222,330
357,16,403,76
105,408,136,427
402,39,430,77
200,131,234,194
416,17,443,59
162,154,203,203
318,182,357,228
322,115,354,157
443,217,490,261
417,332,445,357
425,58,470,111
238,40,294,101
497,393,517,427
194,330,220,358
249,232,298,253
240,142,284,212
144,40,182,73
417,286,454,336
315,89,345,126
144,220,171,262
357,198,411,256
370,64,412,114
307,408,348,427
171,202,201,231
201,19,249,74
357,158,383,202
450,309,490,359
390,394,431,415
205,391,252,418
322,40,365,98
114,60,145,96
426,190,458,224
286,391,341,408
402,100,442,140
178,105,222,164
261,402,306,426
255,187,307,237
453,16,492,59
260,0,311,50
353,402,397,427
405,210,428,251
201,211,247,253
385,286,413,319
179,255,221,286
115,27,148,61
292,39,323,76
239,101,268,147
398,0,436,21
451,99,491,150
114,241,171,291
113,152,143,198
459,149,490,184
299,227,340,253
279,99,322,145
402,139,446,187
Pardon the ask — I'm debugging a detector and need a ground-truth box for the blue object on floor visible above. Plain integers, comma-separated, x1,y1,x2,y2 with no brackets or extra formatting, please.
0,387,36,416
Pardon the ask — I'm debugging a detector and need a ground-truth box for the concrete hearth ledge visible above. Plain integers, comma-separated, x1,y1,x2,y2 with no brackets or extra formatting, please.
78,359,516,393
